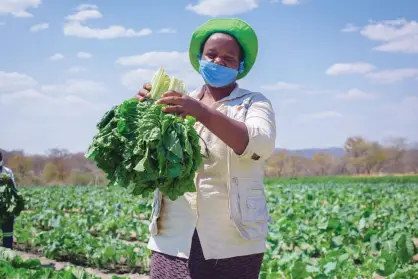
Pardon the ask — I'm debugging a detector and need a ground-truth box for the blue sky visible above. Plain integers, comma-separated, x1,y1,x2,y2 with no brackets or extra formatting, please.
1,0,417,154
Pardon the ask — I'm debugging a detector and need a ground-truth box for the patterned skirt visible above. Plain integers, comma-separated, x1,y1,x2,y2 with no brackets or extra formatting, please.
150,229,264,279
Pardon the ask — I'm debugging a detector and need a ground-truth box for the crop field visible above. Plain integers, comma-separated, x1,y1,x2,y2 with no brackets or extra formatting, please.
1,179,418,278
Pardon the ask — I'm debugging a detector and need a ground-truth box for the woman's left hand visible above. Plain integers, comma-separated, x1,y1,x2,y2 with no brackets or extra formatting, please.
156,91,207,121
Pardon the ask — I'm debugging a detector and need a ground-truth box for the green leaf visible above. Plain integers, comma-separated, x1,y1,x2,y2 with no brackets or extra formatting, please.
306,265,320,273
395,233,415,264
359,217,366,230
377,252,398,276
291,260,309,279
323,261,337,275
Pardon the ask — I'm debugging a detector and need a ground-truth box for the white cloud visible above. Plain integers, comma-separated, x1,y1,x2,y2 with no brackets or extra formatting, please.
282,98,297,105
0,71,38,92
64,21,152,39
260,82,301,91
76,4,98,11
311,111,343,119
65,79,106,94
270,0,302,5
359,18,418,53
49,53,64,61
383,96,418,113
1,72,102,100
186,0,259,17
116,51,189,69
63,5,152,39
336,88,377,100
118,51,203,91
299,110,343,122
0,0,41,18
41,85,58,92
77,51,92,59
281,0,301,5
158,28,177,34
40,79,105,94
0,83,105,113
63,95,91,106
11,10,32,17
30,22,49,32
0,89,106,116
66,9,103,22
302,89,335,95
121,68,157,91
117,50,203,91
0,92,108,153
121,68,202,92
68,67,86,73
341,23,359,33
325,62,376,75
0,89,48,104
381,96,418,139
366,68,418,84
0,69,111,153
0,22,6,26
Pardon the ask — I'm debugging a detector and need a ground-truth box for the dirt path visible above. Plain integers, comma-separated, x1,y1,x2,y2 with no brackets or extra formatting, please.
14,250,150,279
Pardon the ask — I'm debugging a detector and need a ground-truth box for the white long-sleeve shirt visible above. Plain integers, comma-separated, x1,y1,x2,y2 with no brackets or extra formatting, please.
147,84,276,260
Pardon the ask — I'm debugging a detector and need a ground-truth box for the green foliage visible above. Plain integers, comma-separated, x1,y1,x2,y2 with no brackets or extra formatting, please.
0,174,25,224
265,175,418,185
13,187,152,274
8,181,418,278
86,97,202,201
0,247,126,278
261,182,418,278
86,67,202,201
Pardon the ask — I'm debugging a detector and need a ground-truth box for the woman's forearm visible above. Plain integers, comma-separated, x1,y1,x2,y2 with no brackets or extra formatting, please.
198,105,249,155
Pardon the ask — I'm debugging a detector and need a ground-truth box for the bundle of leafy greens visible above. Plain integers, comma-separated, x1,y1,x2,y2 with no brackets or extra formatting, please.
0,174,25,224
86,67,202,201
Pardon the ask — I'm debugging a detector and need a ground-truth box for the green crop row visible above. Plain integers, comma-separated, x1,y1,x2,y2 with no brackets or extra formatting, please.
265,175,418,185
0,247,129,279
2,182,417,278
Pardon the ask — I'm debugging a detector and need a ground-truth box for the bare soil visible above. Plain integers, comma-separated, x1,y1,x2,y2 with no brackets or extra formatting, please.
13,250,150,279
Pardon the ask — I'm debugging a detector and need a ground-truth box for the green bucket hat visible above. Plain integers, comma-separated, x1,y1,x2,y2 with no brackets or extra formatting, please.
189,18,258,80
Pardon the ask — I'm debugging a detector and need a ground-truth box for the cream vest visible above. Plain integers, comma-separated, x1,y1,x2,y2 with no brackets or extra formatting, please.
149,85,276,242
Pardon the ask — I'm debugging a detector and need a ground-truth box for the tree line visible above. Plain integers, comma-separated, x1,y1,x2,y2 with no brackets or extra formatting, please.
265,136,418,178
0,148,108,186
1,136,417,186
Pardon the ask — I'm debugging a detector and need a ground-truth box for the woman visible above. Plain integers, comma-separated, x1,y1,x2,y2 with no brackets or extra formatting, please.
135,18,276,279
0,151,17,249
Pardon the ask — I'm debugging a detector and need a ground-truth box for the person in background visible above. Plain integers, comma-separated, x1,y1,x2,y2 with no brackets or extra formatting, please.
0,151,17,249
135,18,276,279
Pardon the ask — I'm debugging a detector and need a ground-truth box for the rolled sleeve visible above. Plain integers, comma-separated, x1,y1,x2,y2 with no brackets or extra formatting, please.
236,94,276,161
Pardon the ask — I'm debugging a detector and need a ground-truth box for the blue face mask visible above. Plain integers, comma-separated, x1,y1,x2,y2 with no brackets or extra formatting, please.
199,59,245,88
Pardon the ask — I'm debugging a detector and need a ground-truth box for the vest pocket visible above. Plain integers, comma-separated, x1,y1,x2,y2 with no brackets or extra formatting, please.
235,178,270,225
229,177,270,240
242,195,270,224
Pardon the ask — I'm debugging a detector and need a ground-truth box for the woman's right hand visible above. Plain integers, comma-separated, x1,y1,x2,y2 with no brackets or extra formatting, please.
134,83,152,101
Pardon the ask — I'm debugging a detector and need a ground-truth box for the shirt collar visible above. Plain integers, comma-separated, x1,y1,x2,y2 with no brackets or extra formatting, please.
189,83,252,103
